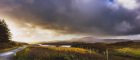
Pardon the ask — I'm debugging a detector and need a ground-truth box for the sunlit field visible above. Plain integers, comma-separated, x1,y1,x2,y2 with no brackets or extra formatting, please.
12,41,140,60
115,48,140,58
13,46,107,60
72,41,140,60
108,41,140,59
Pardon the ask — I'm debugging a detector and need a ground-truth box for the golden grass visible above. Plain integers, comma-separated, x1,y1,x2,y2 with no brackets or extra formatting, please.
29,46,101,55
47,47,96,53
13,48,29,60
0,46,20,53
115,48,140,58
13,46,107,60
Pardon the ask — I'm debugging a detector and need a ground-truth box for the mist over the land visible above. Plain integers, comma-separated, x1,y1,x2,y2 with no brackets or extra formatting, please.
39,37,140,45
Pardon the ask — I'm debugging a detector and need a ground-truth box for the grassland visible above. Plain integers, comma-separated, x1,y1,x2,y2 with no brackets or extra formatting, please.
72,41,140,60
0,46,20,53
13,46,107,60
0,42,24,53
12,41,140,60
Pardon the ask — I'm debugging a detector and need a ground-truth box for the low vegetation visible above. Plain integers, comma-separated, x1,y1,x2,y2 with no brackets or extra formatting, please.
13,46,107,60
114,48,140,58
12,41,140,60
0,46,19,53
0,42,24,53
72,41,140,60
13,48,29,60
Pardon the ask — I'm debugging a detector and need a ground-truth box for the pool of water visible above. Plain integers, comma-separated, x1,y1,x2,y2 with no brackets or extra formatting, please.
39,44,71,47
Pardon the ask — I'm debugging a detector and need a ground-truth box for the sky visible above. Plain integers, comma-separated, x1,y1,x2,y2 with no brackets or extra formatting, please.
0,0,140,43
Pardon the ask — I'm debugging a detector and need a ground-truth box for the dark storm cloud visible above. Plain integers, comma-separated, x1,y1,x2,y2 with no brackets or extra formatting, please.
0,0,140,36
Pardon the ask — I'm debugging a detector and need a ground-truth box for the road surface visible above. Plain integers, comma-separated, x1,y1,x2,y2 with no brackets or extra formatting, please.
0,46,26,60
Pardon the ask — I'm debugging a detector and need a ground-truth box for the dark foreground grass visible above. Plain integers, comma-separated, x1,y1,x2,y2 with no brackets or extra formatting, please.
13,48,29,60
13,46,107,60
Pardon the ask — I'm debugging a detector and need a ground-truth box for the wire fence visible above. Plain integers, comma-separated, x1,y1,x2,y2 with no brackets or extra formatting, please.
77,46,108,60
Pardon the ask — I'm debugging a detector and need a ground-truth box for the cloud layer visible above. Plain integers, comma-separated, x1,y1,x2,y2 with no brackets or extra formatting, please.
0,0,140,37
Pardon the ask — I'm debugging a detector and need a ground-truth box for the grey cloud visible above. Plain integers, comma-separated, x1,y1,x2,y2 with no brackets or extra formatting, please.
0,0,140,37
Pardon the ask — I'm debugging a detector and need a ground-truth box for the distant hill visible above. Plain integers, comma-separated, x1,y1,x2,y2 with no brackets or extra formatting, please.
39,37,140,45
13,41,29,45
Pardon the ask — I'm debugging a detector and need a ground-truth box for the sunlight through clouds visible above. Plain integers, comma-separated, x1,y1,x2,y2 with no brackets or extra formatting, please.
1,0,140,43
116,0,139,9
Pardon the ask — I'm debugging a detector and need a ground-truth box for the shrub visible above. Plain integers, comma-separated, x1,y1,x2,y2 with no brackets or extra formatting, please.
10,41,17,46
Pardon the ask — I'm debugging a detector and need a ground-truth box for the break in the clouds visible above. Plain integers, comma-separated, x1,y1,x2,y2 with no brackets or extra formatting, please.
1,0,140,38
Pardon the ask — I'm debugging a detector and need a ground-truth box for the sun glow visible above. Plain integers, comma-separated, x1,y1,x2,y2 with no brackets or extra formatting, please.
4,20,83,43
36,29,55,38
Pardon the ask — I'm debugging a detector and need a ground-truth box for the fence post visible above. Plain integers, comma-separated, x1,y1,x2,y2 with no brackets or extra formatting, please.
75,48,77,52
106,49,108,60
103,52,105,55
93,48,94,51
90,49,91,55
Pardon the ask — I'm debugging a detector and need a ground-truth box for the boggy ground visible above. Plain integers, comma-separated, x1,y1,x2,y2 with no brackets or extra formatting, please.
72,41,140,60
13,41,140,60
13,46,107,60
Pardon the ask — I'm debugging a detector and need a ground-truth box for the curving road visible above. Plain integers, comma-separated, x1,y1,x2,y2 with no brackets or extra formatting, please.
0,46,26,60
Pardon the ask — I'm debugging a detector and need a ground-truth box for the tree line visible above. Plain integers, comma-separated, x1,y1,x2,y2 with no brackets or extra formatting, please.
0,19,12,42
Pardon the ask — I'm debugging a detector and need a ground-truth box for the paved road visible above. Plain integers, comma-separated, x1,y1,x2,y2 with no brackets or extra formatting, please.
0,46,26,60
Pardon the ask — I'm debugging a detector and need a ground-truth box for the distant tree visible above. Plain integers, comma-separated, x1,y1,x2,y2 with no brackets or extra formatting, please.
0,19,12,42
